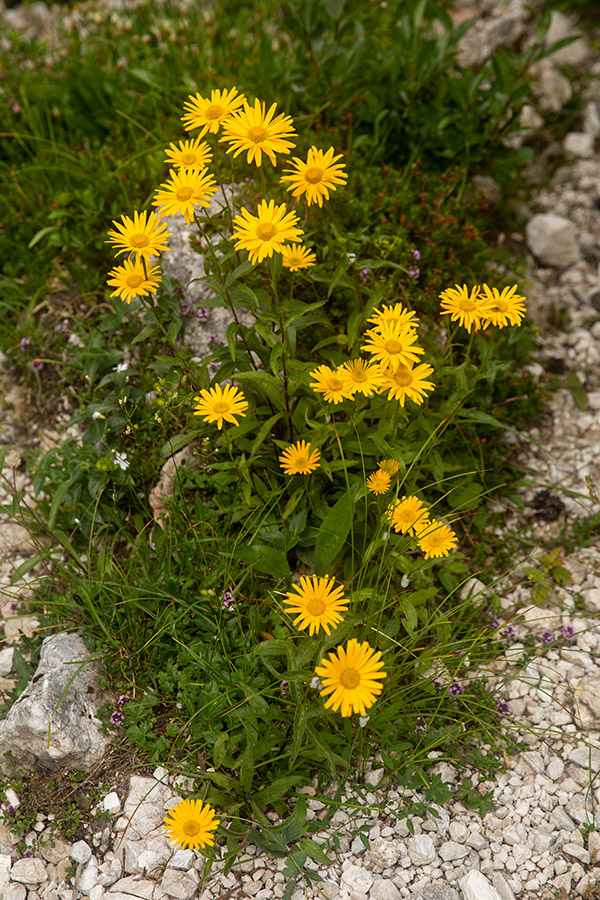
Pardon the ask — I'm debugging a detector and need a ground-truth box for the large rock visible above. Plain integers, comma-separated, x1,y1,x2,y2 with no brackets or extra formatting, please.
459,871,504,900
0,633,110,772
545,11,591,68
525,214,579,267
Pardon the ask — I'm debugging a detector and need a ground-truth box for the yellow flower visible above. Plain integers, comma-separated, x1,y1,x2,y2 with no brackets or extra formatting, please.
280,146,348,206
279,440,320,475
386,495,430,536
439,284,493,333
220,98,296,167
106,259,161,304
181,86,246,137
309,364,353,404
153,168,218,225
381,362,435,407
361,320,425,372
339,359,385,397
478,284,527,328
193,384,248,430
378,459,401,475
163,798,220,850
315,638,387,718
164,136,213,169
280,243,317,271
284,574,348,636
366,470,391,495
367,303,419,333
106,210,172,261
417,519,458,559
231,199,303,265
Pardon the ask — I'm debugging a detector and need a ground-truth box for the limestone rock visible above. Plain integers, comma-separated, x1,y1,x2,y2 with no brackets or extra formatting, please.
459,871,503,900
438,840,469,861
416,885,460,900
407,834,436,866
148,447,194,523
531,59,573,113
368,837,401,868
0,633,110,772
340,864,373,898
575,676,600,727
10,858,47,885
160,868,198,900
4,884,27,900
369,877,401,900
564,132,595,159
525,214,579,267
545,10,591,68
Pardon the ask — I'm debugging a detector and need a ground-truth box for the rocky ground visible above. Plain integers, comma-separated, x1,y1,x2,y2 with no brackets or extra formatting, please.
2,1,600,899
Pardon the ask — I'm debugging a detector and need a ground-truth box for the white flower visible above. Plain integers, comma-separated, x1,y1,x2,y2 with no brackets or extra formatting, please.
347,252,356,264
400,574,410,588
113,363,129,373
359,715,370,727
92,411,105,420
310,676,322,691
113,452,130,471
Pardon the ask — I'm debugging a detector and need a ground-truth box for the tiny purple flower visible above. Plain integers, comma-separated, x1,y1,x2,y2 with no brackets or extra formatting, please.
433,679,443,694
110,710,125,726
415,716,427,732
196,307,210,323
496,699,511,718
32,359,44,372
503,625,517,640
407,265,420,280
221,590,236,610
23,850,33,858
180,301,193,316
488,616,501,629
410,248,421,261
117,694,130,706
207,334,220,347
540,630,555,645
560,624,575,642
6,805,13,815
359,267,372,283
12,103,21,115
280,680,289,695
9,601,19,613
149,541,156,550
172,285,185,298
244,177,255,185
20,337,31,351
54,322,68,333
448,681,464,696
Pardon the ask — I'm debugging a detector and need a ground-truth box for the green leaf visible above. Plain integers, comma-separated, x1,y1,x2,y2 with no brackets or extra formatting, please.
289,704,307,768
47,479,73,530
564,372,587,411
232,545,289,578
160,430,203,459
10,555,43,584
252,775,305,806
213,733,229,769
131,323,157,345
314,492,354,574
240,739,255,795
300,837,333,866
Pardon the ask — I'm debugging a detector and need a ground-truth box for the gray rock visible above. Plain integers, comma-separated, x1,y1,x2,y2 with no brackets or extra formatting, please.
10,858,48,884
0,633,110,772
160,868,198,900
492,872,515,900
341,864,373,897
545,10,590,68
459,871,503,900
0,646,14,676
582,588,600,613
102,792,121,816
563,842,591,863
531,59,573,112
120,776,174,838
416,885,460,900
4,885,27,900
407,834,436,866
526,214,579,267
369,877,401,900
368,837,401,868
78,857,99,894
108,875,155,898
564,132,595,158
167,849,195,870
569,745,600,770
583,101,600,137
438,840,469,861
71,841,92,864
574,676,600,727
546,757,565,780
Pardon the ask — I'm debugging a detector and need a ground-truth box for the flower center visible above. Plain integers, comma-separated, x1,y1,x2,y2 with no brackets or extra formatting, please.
247,125,269,143
205,104,224,119
212,401,229,414
180,151,197,165
459,298,476,311
294,456,308,468
496,301,508,312
384,339,403,353
329,377,344,392
392,366,413,387
256,223,277,240
352,368,367,382
176,186,194,201
304,166,323,183
182,819,202,837
130,233,149,248
306,596,326,616
340,668,360,689
287,255,301,266
126,274,144,288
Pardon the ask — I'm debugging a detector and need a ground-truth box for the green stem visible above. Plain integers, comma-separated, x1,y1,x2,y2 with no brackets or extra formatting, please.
270,259,294,443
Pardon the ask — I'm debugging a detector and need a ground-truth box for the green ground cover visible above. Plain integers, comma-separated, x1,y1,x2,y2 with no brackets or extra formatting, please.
0,0,583,882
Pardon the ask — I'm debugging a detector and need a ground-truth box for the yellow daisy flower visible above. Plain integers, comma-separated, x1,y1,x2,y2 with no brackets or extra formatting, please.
315,638,387,718
181,86,246,137
193,384,248,430
163,798,220,850
231,199,303,265
386,495,430,536
439,284,493,333
280,244,317,271
417,519,458,559
280,145,348,206
220,98,296,167
279,440,320,475
106,259,161,304
284,574,348,636
478,284,527,328
164,136,213,169
378,459,401,475
361,320,425,372
367,303,419,333
309,364,353,404
106,210,172,261
339,359,385,397
153,168,218,225
381,362,435,407
366,470,391,495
